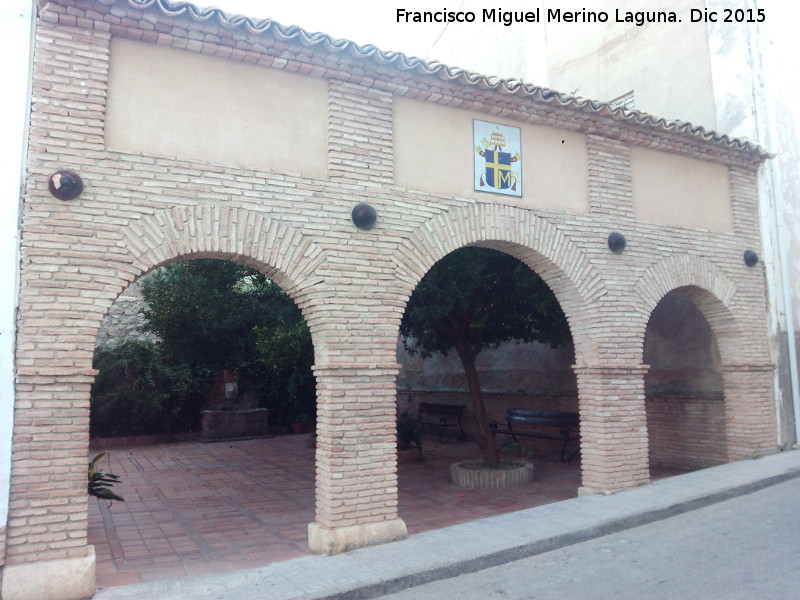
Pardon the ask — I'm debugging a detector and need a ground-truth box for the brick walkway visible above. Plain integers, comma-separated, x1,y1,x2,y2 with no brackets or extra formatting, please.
88,435,585,589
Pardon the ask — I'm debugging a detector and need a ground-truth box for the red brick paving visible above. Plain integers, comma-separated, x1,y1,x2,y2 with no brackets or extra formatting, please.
90,435,675,589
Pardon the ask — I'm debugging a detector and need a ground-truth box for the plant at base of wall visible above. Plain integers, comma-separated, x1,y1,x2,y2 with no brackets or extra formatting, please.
397,409,424,450
88,452,125,503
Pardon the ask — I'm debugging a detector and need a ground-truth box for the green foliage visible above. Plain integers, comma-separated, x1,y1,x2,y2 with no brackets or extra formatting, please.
397,410,424,448
88,452,124,503
253,317,315,424
400,247,570,360
399,247,571,467
91,259,316,436
90,340,207,437
140,260,272,370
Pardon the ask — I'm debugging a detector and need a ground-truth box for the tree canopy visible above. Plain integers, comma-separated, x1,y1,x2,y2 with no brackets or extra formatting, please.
400,247,571,467
91,259,316,437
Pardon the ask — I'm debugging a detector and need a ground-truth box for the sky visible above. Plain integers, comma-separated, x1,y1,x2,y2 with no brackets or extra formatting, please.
192,0,451,59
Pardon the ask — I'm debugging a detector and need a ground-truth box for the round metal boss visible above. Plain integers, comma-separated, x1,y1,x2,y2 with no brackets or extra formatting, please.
607,231,627,253
743,250,759,267
351,203,377,230
48,170,83,201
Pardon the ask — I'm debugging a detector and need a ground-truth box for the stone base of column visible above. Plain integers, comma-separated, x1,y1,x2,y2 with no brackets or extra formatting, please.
308,519,407,555
577,480,649,496
1,545,95,600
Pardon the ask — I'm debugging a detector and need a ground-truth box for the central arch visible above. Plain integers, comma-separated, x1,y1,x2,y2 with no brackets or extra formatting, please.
393,204,606,366
391,204,608,501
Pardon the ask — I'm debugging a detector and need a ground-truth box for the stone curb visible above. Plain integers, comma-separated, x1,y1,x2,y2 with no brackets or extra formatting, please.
316,453,800,600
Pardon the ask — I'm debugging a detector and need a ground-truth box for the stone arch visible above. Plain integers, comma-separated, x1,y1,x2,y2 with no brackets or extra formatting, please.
7,206,332,577
393,203,608,364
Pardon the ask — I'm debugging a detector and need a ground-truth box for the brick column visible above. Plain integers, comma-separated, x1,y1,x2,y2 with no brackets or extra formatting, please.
3,15,110,599
308,362,407,553
574,365,651,494
729,166,761,241
586,134,635,221
720,363,778,460
328,81,393,185
4,369,97,600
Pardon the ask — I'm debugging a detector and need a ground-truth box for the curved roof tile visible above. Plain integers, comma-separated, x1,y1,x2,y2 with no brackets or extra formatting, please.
125,0,769,160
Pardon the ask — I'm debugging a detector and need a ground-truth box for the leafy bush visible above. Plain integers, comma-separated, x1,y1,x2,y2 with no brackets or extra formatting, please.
90,340,208,437
253,318,315,424
397,410,424,449
92,259,317,436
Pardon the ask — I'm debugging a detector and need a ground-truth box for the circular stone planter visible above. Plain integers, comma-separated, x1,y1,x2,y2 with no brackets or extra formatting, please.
450,460,534,489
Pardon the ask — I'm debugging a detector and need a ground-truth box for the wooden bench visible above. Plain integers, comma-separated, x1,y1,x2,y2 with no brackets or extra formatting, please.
491,409,580,463
417,402,466,443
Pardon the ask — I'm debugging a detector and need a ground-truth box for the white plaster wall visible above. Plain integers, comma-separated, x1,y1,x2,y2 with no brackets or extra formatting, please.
0,0,33,526
759,3,800,334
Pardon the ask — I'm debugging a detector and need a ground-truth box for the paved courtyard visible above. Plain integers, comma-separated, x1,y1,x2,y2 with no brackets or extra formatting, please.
88,434,592,589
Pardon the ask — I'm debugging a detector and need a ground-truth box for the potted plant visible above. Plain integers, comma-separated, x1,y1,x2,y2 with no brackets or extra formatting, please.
397,410,424,463
291,413,308,435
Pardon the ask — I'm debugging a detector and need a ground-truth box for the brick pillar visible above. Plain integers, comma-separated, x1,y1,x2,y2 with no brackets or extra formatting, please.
574,365,651,494
729,166,761,241
720,363,778,460
3,15,110,597
308,362,407,553
328,80,393,185
586,134,635,221
4,369,97,600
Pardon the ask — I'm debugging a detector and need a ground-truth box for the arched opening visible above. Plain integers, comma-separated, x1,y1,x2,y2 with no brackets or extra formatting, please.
88,257,317,586
645,287,727,475
395,245,581,534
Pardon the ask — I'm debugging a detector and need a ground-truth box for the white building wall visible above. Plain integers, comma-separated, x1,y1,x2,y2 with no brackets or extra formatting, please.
706,0,800,445
0,0,33,524
418,0,548,84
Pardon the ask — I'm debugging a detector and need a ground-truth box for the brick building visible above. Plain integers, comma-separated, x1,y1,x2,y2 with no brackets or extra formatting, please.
2,1,782,598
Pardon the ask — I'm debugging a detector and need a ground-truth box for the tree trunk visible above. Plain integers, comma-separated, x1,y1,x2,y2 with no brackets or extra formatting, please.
453,340,501,468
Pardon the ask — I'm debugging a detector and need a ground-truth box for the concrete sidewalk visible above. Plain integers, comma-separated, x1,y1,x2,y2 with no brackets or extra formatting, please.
94,449,800,600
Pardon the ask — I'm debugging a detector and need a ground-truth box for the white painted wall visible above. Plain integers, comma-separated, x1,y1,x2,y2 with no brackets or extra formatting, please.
0,0,33,525
706,0,800,445
419,0,548,83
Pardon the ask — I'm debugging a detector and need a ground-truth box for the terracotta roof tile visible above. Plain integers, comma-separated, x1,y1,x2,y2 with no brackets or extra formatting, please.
120,0,769,160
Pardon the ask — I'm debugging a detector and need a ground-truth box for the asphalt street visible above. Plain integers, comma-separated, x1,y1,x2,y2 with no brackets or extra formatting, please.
378,477,800,600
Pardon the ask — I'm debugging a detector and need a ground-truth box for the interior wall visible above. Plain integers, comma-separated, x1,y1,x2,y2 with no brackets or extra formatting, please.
644,289,727,469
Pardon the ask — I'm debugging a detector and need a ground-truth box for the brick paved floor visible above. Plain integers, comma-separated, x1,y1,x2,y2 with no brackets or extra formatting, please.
89,435,674,589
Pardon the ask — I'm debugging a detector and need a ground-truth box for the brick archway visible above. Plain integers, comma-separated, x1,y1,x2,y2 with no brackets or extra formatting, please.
7,1,779,595
7,207,329,580
633,254,776,462
634,253,744,363
122,206,326,302
393,204,605,365
392,204,620,492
